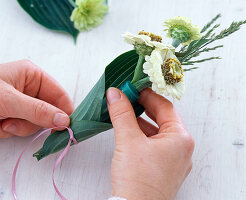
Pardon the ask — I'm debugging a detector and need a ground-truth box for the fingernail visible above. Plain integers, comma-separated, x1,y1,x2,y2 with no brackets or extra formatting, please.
53,113,69,127
3,124,17,133
107,88,121,105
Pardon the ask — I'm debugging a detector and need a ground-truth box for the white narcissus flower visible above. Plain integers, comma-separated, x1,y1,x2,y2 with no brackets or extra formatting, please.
143,47,185,100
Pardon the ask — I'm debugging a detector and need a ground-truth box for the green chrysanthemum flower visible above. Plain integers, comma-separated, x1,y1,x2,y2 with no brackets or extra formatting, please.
70,0,108,32
164,16,201,46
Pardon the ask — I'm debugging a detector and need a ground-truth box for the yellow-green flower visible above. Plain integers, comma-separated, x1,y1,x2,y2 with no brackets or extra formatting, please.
70,0,108,32
164,16,201,45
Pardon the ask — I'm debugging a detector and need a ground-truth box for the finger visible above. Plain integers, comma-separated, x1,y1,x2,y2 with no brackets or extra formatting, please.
1,60,74,115
1,118,40,137
145,110,156,122
4,88,70,129
138,88,183,127
185,161,193,178
36,71,74,115
107,88,142,143
0,122,14,138
137,117,158,137
21,61,74,115
0,131,14,138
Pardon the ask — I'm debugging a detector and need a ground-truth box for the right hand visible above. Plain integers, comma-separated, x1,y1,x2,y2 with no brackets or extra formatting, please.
0,60,74,138
107,87,194,200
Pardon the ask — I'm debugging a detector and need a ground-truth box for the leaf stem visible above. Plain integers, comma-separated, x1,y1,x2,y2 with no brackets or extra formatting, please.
131,55,146,83
68,0,76,7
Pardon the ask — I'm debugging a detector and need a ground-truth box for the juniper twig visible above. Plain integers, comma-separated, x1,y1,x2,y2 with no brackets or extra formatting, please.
201,14,221,33
182,56,221,65
180,20,246,64
190,45,224,58
183,67,199,72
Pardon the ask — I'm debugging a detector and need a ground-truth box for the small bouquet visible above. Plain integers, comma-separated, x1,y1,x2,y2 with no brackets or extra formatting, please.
34,14,246,160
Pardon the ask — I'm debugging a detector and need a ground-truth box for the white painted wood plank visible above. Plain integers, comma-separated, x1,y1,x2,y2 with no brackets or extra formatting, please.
0,0,246,199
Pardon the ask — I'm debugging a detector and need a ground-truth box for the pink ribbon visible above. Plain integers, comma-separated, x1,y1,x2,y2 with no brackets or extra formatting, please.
12,127,78,200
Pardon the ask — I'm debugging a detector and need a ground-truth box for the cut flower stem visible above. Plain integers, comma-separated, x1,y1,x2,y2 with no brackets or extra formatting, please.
172,38,181,48
131,55,146,83
132,76,151,92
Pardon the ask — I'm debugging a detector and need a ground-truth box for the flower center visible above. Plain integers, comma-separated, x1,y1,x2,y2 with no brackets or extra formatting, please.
170,26,190,43
134,44,153,56
138,31,162,42
162,58,184,85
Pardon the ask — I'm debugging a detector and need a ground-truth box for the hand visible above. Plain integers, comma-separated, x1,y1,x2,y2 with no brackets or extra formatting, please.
0,60,74,138
107,87,194,200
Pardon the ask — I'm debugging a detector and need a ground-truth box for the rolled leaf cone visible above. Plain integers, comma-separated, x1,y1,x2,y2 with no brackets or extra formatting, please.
33,50,145,160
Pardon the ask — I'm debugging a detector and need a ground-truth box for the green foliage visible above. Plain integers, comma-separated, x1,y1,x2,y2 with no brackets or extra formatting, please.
177,14,246,71
201,14,221,33
183,67,198,72
182,56,221,66
191,45,223,58
17,0,79,41
33,50,144,160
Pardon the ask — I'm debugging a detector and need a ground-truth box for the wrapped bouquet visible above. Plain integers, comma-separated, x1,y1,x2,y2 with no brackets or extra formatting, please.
33,14,246,160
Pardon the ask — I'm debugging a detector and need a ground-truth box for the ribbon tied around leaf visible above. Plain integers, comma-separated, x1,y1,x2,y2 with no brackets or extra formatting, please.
12,127,78,200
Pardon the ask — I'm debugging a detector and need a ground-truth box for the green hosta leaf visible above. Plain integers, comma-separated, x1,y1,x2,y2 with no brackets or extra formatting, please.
105,50,140,89
33,121,112,158
33,50,144,160
70,74,105,122
17,0,79,41
34,74,109,160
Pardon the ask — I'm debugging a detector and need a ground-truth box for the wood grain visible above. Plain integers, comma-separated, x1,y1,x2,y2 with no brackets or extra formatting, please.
0,0,246,199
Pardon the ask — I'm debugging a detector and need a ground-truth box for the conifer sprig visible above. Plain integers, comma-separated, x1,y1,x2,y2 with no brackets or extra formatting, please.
177,14,246,70
201,14,221,33
182,56,221,66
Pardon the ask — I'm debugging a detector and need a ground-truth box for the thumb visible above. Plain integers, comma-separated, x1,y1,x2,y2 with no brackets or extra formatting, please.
9,90,70,128
107,87,142,143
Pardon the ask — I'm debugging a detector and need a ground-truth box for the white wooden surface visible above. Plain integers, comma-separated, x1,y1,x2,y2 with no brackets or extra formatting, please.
0,0,246,199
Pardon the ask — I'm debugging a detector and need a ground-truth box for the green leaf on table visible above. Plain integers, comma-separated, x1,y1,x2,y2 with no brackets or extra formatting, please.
33,50,143,160
17,0,79,41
